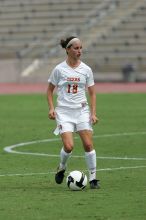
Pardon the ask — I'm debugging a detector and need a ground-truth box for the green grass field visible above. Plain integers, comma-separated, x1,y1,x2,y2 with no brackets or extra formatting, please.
0,93,146,220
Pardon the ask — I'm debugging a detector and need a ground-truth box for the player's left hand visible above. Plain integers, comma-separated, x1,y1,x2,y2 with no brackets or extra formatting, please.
91,115,99,125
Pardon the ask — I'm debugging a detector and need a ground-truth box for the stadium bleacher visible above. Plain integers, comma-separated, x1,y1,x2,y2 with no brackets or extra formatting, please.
0,0,146,83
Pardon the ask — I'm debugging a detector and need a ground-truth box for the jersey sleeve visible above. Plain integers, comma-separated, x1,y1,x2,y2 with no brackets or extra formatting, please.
86,68,95,87
48,67,60,86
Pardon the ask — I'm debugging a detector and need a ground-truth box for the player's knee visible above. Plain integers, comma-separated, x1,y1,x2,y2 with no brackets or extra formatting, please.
84,143,93,152
64,142,74,153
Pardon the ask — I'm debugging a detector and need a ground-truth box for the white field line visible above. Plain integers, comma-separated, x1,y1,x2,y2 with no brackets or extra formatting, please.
0,165,146,177
3,131,146,161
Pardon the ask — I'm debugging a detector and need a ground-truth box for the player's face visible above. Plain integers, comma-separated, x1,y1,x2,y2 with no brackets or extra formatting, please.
67,40,82,59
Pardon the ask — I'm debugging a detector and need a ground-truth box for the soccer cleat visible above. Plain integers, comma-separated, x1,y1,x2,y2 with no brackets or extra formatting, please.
89,179,100,189
55,167,66,184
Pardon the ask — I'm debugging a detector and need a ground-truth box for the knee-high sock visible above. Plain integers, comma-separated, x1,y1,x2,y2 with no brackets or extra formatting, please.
59,147,72,170
85,149,97,181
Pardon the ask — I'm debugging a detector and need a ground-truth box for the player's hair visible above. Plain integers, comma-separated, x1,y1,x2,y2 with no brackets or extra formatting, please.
60,36,77,49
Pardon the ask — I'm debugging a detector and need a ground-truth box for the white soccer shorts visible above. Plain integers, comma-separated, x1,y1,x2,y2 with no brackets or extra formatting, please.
54,105,93,135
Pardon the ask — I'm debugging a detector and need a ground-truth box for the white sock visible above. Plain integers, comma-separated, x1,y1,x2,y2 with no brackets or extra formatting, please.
85,149,97,181
59,147,72,170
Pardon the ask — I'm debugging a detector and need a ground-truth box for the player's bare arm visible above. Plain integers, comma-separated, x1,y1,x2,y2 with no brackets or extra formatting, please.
47,82,56,120
88,85,99,125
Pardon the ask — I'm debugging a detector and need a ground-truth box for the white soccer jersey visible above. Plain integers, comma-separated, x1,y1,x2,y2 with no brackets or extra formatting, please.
48,61,94,108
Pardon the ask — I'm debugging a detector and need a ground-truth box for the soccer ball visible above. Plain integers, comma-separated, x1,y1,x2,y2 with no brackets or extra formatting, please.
66,170,87,191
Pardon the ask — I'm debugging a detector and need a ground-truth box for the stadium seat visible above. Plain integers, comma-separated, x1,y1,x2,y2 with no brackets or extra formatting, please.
0,0,146,82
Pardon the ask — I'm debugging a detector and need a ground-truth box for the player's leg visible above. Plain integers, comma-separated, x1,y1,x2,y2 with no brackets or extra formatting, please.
59,131,73,168
54,106,75,184
55,124,74,184
78,129,96,179
78,128,100,189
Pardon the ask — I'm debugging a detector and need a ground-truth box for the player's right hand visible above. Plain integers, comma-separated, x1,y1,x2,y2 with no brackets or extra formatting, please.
48,110,56,120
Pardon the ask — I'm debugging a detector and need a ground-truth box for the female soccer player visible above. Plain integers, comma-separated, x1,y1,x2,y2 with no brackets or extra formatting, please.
47,36,100,189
